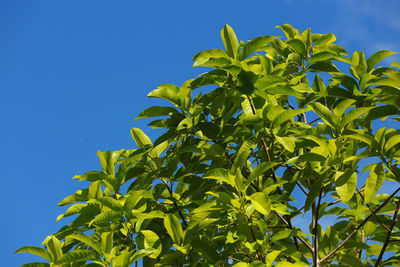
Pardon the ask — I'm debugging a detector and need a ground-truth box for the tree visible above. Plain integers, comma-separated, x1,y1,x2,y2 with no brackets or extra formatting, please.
16,24,400,266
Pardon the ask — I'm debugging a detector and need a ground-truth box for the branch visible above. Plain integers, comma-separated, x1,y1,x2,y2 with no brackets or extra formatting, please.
248,95,310,254
245,214,264,262
308,117,321,125
160,177,188,227
312,187,323,267
356,188,390,232
374,198,400,267
320,186,400,263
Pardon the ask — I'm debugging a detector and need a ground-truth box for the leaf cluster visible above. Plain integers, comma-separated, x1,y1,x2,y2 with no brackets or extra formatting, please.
16,24,400,267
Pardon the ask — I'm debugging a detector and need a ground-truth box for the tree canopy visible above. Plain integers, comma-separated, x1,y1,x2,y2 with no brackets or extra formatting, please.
16,24,400,266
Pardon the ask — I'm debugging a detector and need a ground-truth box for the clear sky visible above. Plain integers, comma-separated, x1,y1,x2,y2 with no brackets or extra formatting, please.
2,0,400,265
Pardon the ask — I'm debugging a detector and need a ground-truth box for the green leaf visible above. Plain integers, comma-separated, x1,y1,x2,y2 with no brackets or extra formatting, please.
390,61,400,69
58,189,89,206
364,163,384,204
345,134,374,146
89,211,121,226
97,149,125,175
265,250,281,267
352,51,367,77
15,247,52,262
134,106,178,121
335,170,357,203
309,52,338,63
56,203,87,221
304,178,323,211
130,128,152,148
141,230,162,259
101,232,113,254
338,107,371,129
385,133,400,151
114,250,133,267
55,250,98,264
315,33,336,46
221,24,239,58
98,196,122,212
310,102,335,127
164,213,184,245
193,57,232,68
73,171,108,182
276,136,296,152
46,235,63,261
287,39,306,56
148,83,181,106
240,36,277,60
332,99,355,121
192,49,229,61
250,192,271,215
67,233,102,254
366,105,399,122
308,61,339,72
245,162,278,189
233,136,257,169
276,24,295,40
367,50,397,71
203,168,235,187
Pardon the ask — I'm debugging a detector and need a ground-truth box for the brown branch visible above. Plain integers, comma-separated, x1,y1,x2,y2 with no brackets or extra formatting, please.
320,186,400,263
308,117,321,125
356,188,390,232
312,187,323,267
327,188,365,207
374,198,400,267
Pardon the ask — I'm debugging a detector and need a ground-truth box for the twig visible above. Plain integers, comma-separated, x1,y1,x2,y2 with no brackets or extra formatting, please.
374,198,400,267
356,188,390,232
309,117,321,125
320,186,400,263
245,214,264,262
160,177,188,227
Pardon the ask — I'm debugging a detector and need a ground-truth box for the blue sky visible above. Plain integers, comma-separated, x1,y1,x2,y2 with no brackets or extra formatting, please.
1,0,400,265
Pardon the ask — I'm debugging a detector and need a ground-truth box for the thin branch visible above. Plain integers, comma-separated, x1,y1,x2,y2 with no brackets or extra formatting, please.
320,186,400,263
248,95,309,254
280,154,308,197
374,198,400,267
327,198,342,207
308,117,321,125
327,188,365,207
160,177,188,227
356,188,390,232
245,214,264,262
312,187,323,267
273,210,314,253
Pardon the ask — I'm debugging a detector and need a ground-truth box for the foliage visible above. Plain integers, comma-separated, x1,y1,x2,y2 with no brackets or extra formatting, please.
16,24,400,266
